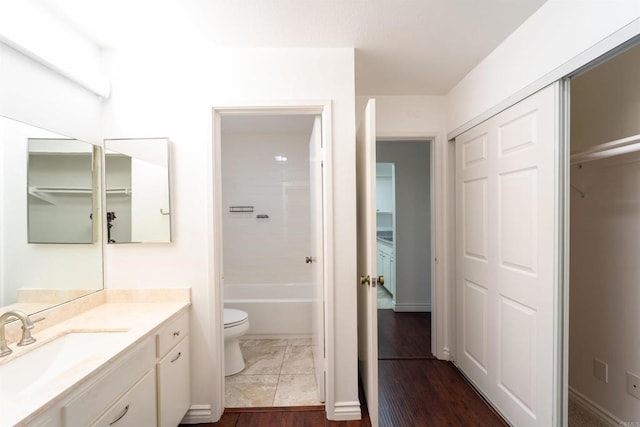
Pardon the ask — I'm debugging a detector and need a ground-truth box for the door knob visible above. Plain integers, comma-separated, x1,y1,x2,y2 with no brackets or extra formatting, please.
305,256,313,264
360,275,371,285
377,275,385,286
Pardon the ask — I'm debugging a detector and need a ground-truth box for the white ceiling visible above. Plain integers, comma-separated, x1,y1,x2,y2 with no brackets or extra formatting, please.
42,0,547,96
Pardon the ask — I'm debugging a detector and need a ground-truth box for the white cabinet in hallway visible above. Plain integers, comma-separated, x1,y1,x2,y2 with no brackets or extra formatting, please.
377,240,395,297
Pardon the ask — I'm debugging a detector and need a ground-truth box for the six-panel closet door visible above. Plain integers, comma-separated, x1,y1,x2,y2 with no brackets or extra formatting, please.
455,84,560,426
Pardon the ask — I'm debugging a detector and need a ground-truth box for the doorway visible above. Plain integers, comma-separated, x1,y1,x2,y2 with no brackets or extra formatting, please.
567,42,640,425
211,105,333,416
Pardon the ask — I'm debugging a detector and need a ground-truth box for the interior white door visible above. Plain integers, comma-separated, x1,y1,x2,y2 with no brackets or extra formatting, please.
356,99,379,427
455,84,559,426
309,115,325,402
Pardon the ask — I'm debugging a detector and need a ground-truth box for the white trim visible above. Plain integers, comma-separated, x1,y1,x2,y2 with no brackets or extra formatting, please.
181,405,213,424
210,101,336,421
568,387,626,427
393,303,431,312
434,136,456,362
447,18,640,140
330,401,362,421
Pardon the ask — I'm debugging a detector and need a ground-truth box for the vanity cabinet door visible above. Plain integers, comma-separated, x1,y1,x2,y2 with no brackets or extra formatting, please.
92,370,156,427
157,336,190,427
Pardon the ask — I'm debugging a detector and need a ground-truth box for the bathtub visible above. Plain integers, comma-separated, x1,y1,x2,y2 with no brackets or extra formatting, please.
224,283,313,338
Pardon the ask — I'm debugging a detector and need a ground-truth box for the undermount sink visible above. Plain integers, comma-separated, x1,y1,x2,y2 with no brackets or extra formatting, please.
0,331,129,400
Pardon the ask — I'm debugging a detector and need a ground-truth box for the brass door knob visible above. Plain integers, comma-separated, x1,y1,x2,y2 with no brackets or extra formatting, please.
377,275,385,286
305,256,313,264
360,275,371,285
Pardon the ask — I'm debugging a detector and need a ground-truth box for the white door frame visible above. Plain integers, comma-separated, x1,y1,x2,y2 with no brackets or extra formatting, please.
208,101,334,421
377,131,451,360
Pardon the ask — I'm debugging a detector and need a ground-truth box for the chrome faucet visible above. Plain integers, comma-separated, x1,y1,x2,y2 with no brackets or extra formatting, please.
0,310,36,357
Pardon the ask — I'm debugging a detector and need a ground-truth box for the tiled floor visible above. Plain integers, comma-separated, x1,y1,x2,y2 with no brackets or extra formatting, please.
225,338,322,408
377,285,393,309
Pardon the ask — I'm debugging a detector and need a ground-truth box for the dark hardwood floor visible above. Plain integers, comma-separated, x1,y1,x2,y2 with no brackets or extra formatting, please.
377,310,434,360
186,310,507,426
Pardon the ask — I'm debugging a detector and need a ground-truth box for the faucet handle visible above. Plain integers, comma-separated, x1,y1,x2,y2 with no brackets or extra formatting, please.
17,316,36,347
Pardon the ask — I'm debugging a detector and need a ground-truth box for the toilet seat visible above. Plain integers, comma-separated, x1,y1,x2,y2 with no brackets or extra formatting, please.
224,308,248,329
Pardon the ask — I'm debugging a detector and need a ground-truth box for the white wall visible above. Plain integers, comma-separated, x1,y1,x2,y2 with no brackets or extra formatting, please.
102,44,356,420
377,141,431,311
356,96,446,136
0,42,102,144
222,131,311,286
446,0,640,133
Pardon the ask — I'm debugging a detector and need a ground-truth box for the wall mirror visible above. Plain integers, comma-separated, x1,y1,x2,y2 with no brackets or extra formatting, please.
104,138,171,243
0,116,103,315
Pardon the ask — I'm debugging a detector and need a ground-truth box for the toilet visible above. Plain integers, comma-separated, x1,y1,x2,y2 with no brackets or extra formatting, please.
223,308,250,376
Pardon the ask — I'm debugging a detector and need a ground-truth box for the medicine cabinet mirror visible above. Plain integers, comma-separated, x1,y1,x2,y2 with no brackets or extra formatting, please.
104,138,171,243
27,138,98,244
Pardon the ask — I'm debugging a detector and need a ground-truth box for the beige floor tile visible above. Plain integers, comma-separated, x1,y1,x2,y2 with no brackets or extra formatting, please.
281,345,314,375
287,337,312,346
240,338,288,349
273,374,321,406
226,339,320,409
239,344,285,375
225,375,278,407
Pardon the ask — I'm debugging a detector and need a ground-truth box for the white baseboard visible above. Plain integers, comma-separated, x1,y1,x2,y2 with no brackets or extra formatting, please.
568,387,626,426
393,303,432,312
441,346,452,361
329,401,362,421
181,405,214,424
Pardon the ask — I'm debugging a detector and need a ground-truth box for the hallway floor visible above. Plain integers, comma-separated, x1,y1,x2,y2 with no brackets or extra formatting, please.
195,311,508,426
224,338,321,408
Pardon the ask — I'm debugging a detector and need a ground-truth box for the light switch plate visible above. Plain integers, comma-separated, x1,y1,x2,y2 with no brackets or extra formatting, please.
627,372,640,400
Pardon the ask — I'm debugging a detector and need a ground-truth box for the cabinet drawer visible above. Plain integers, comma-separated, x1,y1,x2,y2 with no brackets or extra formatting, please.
157,336,191,427
157,311,189,358
92,369,156,427
63,338,155,427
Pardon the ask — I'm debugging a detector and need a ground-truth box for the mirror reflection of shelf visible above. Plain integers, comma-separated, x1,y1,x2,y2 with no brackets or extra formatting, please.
106,187,132,196
28,186,94,205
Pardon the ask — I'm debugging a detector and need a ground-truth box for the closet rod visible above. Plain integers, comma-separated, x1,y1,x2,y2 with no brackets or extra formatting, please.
571,133,640,165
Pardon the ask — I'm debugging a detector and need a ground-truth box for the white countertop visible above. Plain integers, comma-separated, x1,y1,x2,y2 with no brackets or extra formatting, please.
1,296,190,426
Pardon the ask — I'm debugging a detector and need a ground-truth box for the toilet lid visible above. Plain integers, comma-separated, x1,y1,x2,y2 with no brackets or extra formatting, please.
224,308,248,328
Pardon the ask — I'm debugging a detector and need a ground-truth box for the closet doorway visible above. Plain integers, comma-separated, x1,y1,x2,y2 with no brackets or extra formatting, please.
567,41,640,425
211,104,334,416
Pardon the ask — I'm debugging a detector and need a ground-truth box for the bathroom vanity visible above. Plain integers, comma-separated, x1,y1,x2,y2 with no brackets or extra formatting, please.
0,290,190,427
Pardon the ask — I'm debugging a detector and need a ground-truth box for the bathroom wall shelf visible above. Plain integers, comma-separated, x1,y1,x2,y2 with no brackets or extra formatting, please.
229,206,254,213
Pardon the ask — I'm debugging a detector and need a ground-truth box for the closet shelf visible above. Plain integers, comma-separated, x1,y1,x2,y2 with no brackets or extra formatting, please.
106,187,132,196
28,186,93,205
571,133,640,164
